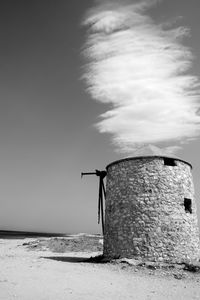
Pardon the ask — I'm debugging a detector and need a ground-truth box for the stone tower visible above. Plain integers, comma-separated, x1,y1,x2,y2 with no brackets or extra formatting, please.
103,156,200,263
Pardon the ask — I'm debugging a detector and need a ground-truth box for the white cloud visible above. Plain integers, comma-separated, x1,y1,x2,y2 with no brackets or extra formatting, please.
82,0,200,154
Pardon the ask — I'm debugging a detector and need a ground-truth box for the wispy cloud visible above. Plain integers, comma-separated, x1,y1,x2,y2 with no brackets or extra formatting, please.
82,0,200,154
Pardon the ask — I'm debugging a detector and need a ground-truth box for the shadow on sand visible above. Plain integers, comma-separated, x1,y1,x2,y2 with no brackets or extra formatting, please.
42,256,90,263
41,255,106,264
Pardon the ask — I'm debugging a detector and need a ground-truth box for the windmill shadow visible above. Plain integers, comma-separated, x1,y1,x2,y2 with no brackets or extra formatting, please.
41,254,108,264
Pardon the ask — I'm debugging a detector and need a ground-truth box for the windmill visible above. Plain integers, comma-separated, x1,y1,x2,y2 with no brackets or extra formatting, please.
81,170,107,234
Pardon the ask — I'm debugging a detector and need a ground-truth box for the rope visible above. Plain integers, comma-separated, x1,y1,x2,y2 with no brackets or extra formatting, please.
81,170,107,235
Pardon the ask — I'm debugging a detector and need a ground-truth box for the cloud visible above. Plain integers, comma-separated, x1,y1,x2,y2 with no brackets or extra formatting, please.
82,0,200,154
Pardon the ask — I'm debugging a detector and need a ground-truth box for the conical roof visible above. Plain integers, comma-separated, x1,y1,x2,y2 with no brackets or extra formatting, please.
130,144,180,158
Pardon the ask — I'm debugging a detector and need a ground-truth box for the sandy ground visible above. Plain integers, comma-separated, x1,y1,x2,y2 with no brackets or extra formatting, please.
0,236,200,300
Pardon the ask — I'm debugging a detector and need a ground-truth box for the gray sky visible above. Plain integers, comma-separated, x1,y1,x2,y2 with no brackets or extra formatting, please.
0,0,200,234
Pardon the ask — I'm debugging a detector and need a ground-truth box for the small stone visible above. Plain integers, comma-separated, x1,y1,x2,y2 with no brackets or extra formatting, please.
173,273,184,280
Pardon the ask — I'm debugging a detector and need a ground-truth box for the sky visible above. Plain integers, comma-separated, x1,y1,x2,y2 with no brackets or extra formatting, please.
0,0,200,234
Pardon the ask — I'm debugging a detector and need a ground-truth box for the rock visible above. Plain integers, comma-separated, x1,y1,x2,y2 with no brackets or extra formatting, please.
184,261,200,273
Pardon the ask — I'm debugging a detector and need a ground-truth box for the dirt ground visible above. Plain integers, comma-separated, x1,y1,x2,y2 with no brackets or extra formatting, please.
0,234,200,300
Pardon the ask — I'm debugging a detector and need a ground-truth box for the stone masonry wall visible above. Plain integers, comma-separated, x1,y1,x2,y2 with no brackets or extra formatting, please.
103,156,200,263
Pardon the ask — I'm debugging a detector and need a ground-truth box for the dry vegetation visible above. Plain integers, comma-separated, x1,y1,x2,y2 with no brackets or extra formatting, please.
22,234,103,253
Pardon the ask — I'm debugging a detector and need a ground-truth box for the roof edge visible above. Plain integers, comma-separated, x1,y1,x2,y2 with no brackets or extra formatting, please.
106,155,192,170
